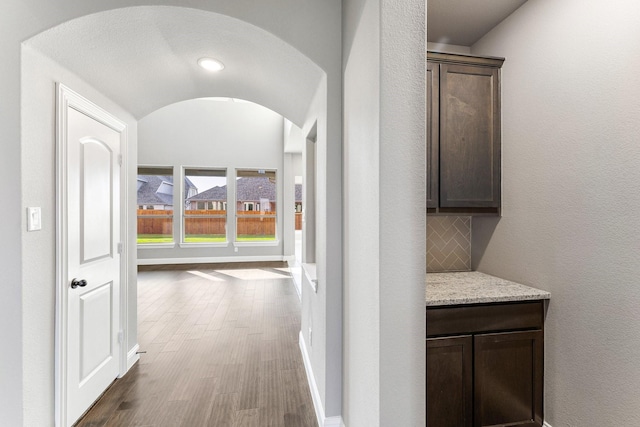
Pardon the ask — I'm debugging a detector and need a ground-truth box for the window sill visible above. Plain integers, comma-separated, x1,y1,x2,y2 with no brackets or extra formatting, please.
137,243,176,249
179,242,229,249
302,263,318,293
233,240,280,247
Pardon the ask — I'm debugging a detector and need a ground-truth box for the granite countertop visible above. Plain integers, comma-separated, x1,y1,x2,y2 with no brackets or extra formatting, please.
426,271,550,306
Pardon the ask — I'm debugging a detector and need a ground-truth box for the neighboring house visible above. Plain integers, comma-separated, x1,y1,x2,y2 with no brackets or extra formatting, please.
137,175,197,210
186,177,303,212
186,178,303,212
295,183,302,212
235,177,275,212
186,185,227,210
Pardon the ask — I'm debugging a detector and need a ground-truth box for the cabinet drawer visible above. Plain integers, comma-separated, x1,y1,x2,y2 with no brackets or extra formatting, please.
427,301,544,337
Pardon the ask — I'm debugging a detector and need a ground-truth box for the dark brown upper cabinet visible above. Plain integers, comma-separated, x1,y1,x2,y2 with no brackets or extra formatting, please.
427,51,504,215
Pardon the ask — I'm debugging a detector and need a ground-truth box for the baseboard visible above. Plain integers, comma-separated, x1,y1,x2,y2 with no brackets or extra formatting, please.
324,415,344,427
137,255,286,265
126,344,140,371
543,422,552,427
298,332,344,427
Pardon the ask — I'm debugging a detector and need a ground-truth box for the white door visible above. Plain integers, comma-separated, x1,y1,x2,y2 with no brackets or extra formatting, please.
58,87,125,427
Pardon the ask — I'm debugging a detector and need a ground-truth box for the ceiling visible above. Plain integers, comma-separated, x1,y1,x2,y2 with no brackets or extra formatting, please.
26,6,324,125
428,0,528,46
25,3,529,124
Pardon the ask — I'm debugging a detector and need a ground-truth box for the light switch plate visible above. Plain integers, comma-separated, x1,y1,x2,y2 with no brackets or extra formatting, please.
27,207,42,231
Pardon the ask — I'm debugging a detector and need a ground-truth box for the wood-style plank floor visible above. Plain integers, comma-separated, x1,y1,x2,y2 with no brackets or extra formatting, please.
76,262,317,427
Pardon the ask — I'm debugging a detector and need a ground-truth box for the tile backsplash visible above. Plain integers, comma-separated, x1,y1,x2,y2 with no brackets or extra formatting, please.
427,216,471,272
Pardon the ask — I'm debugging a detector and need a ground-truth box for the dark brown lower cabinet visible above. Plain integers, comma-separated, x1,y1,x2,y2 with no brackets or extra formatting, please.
427,336,473,427
426,301,545,427
474,331,543,427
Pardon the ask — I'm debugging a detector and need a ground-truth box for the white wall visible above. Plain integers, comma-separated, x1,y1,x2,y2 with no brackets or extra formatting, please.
343,0,381,424
21,45,138,426
282,124,303,259
342,0,426,426
299,74,344,421
282,153,296,259
137,99,287,263
284,119,305,153
1,14,25,427
471,1,640,425
426,42,471,54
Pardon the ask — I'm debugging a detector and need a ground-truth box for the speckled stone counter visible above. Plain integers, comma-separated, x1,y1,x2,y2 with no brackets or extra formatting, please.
426,271,550,306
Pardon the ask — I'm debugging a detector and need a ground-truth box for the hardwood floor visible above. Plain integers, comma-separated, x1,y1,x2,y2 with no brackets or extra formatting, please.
76,263,317,427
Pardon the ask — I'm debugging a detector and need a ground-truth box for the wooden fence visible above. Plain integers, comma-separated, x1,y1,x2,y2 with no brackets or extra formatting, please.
137,209,281,236
184,210,226,235
137,209,173,236
236,211,275,236
295,212,302,230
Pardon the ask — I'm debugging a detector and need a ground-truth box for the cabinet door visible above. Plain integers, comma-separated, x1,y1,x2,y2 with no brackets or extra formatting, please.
427,336,473,427
474,330,543,427
426,61,439,208
439,64,500,208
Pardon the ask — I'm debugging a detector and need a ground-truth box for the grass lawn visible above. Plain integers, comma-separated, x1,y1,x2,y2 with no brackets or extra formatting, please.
184,235,226,243
236,235,276,241
137,235,173,244
138,235,276,243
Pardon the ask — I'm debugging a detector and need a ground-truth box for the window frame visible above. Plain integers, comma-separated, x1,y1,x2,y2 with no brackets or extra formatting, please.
136,166,176,248
234,168,279,246
180,167,229,247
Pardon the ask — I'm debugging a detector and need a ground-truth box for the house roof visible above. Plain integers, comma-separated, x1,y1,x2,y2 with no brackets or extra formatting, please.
236,177,276,202
137,175,196,206
186,179,303,203
295,184,302,202
188,185,227,201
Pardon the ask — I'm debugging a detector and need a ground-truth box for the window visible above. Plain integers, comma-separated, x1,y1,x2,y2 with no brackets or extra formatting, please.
184,168,227,243
137,167,174,244
236,169,277,241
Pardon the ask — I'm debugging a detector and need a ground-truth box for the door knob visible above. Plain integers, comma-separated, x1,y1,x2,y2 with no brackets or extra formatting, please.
71,278,87,289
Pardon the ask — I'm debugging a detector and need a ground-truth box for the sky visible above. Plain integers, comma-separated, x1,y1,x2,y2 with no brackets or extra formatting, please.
187,176,227,193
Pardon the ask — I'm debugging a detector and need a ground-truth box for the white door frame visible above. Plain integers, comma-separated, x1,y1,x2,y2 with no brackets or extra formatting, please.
54,84,130,427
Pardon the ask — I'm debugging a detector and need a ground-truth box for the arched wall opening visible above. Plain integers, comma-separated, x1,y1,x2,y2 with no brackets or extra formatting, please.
135,97,301,265
17,4,343,426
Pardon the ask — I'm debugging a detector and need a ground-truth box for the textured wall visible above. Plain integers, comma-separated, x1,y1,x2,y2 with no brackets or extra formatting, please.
378,0,426,423
472,0,640,425
343,0,381,424
343,0,426,425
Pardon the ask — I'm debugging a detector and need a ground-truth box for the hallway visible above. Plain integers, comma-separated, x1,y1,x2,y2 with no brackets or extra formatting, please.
77,263,317,427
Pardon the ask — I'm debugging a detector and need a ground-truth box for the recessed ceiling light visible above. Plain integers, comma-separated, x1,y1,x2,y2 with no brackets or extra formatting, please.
198,57,225,72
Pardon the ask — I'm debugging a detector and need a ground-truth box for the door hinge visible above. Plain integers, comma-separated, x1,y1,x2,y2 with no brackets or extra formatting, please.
117,242,123,254
118,331,124,344
118,154,123,166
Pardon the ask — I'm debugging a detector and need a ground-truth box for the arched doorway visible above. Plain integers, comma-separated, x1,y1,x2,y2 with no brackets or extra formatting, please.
19,4,342,426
